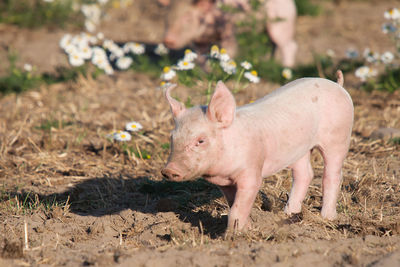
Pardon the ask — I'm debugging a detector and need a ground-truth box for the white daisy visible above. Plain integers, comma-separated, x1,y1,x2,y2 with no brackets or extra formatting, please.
92,46,107,58
108,44,124,59
71,34,88,48
384,8,400,20
363,48,380,63
24,64,32,72
97,32,105,41
131,43,145,55
103,64,114,75
176,60,195,70
240,61,252,70
154,43,169,55
116,56,133,70
103,39,115,50
85,19,97,32
220,59,236,75
125,121,143,132
381,51,394,64
355,66,377,82
59,34,72,49
80,45,93,60
244,70,260,83
158,81,172,90
92,55,108,69
281,68,292,80
80,32,97,45
69,52,85,67
81,4,101,23
345,48,359,59
183,49,198,62
210,45,220,59
219,48,230,62
326,49,335,58
114,131,132,141
160,66,176,80
381,23,397,34
124,42,145,55
64,43,78,55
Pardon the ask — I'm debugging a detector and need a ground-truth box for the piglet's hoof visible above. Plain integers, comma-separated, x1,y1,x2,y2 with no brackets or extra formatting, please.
285,212,303,224
224,220,251,240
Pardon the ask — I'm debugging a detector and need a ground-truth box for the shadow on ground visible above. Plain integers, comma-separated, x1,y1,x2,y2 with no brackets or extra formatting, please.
3,176,230,237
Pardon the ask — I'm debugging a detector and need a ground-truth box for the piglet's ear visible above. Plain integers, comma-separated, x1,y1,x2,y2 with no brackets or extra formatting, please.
165,84,186,118
207,81,236,128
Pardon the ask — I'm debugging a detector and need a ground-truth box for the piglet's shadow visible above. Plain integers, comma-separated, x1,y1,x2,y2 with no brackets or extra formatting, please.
6,176,227,237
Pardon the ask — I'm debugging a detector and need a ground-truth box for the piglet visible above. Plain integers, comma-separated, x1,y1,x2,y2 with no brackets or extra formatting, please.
161,0,297,67
162,71,353,231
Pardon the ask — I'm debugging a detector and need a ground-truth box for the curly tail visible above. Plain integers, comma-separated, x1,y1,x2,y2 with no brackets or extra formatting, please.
336,70,344,87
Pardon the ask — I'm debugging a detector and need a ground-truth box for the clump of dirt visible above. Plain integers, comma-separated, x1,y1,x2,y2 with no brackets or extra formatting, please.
1,239,23,259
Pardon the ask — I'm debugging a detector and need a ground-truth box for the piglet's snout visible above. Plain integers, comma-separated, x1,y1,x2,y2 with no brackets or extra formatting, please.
163,37,177,49
161,163,183,181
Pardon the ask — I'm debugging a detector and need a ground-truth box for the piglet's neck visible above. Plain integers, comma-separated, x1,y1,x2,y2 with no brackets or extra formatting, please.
206,114,260,180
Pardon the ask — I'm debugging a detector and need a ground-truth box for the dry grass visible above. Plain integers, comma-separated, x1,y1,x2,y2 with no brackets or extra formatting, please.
0,70,399,265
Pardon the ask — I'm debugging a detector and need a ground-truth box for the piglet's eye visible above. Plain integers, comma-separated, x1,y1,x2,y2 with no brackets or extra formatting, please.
196,138,205,146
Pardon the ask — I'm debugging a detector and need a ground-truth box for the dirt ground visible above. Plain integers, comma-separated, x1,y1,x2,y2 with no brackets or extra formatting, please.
1,0,400,266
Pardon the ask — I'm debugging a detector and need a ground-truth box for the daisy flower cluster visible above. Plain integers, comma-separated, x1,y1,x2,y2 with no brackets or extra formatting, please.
80,0,111,33
159,45,260,89
60,32,113,74
108,121,143,142
60,31,172,75
346,7,400,83
382,7,400,55
209,46,260,83
353,48,395,82
107,121,151,159
382,8,400,35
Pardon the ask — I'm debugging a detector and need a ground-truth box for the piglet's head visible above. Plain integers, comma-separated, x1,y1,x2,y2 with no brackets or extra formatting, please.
161,81,236,181
163,0,217,50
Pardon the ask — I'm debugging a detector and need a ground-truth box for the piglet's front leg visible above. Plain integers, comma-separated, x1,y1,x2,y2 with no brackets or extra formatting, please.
226,173,262,231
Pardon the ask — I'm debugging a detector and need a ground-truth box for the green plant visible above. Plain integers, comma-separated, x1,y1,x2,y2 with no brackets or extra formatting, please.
362,67,400,93
41,65,89,84
130,54,175,78
295,0,321,17
0,52,42,94
35,119,73,132
236,15,272,66
390,137,400,145
0,189,68,215
0,0,83,29
354,7,400,92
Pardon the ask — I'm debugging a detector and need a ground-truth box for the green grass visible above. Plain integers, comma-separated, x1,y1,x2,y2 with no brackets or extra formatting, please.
390,137,400,145
0,52,42,94
131,55,171,77
35,119,73,132
0,51,93,96
0,188,68,215
295,0,321,17
362,67,400,93
0,0,83,29
41,65,90,84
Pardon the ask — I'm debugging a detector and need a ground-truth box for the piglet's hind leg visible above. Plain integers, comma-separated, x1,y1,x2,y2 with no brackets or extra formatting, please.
285,150,313,215
320,146,349,220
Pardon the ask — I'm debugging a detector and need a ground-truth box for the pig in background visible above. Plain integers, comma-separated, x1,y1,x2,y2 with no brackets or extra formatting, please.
162,71,354,231
158,0,298,67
